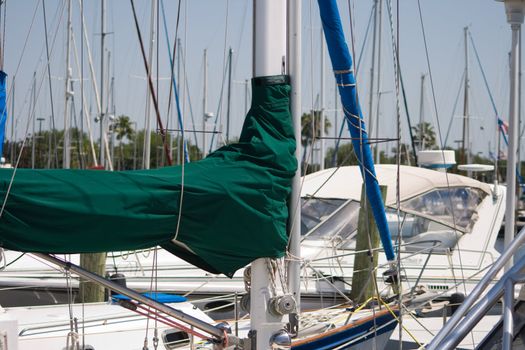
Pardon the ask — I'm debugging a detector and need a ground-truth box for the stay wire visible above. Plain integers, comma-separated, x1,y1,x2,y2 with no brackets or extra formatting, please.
42,0,58,168
165,0,181,128
444,71,465,147
0,0,5,69
416,0,469,300
208,0,230,152
0,0,66,219
306,0,315,175
179,45,199,148
160,0,189,163
383,0,404,347
129,0,172,165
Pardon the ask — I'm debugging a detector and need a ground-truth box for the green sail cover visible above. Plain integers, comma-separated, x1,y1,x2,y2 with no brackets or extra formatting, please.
0,75,296,277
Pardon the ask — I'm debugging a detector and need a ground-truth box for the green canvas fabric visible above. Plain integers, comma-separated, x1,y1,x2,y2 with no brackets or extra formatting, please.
0,75,296,277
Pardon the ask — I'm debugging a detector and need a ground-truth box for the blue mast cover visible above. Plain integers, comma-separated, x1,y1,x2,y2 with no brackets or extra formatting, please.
0,71,7,158
317,0,396,261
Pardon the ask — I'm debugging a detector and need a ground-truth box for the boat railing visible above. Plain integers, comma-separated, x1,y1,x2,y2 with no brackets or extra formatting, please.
300,240,444,303
305,238,503,306
310,239,494,271
19,311,144,337
309,239,444,263
427,225,525,349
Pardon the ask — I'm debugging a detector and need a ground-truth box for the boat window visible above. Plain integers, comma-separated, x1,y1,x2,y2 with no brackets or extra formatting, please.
301,198,360,241
387,209,458,253
162,329,190,349
401,187,486,232
301,198,346,235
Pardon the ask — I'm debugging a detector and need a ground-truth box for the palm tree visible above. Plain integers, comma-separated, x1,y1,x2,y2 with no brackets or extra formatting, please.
301,110,331,173
411,122,437,150
112,115,135,170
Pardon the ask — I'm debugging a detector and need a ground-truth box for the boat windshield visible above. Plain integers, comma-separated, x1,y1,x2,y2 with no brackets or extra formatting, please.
301,186,486,251
401,187,486,232
301,198,359,241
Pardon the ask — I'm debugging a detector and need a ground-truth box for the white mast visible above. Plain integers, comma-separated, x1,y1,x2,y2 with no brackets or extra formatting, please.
374,0,383,163
226,47,233,143
202,49,208,158
99,0,106,168
462,26,471,169
78,0,101,168
31,72,36,169
9,80,14,165
320,29,325,170
287,0,302,338
63,0,72,169
501,0,525,272
367,0,378,137
251,1,288,348
143,0,156,169
418,73,425,151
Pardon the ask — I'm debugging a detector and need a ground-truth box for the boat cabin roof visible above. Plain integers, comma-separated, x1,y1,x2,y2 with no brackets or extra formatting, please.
301,165,492,205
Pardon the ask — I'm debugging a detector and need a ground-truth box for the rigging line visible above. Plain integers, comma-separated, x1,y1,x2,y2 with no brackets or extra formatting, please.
129,0,172,166
386,0,405,343
231,0,248,79
1,2,5,67
71,27,97,167
416,0,468,298
383,1,402,194
331,1,374,162
80,0,84,168
330,1,369,163
208,0,231,152
42,0,60,168
156,0,159,132
165,0,181,131
362,0,381,335
8,1,40,81
444,71,465,147
3,0,42,127
159,0,186,245
208,50,230,154
70,85,85,169
331,121,346,167
179,46,199,148
76,0,102,167
160,0,189,163
354,2,376,77
346,3,377,327
469,32,524,186
399,68,418,165
0,0,66,219
306,0,315,175
0,2,3,70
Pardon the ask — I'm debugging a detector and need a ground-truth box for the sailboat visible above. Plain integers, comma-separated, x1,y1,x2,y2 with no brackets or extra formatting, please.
0,0,401,349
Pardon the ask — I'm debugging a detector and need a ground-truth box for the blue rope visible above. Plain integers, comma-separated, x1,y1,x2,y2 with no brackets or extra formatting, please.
318,0,395,262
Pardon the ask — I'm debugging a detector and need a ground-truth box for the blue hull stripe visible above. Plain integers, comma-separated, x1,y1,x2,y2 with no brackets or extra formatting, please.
293,312,398,350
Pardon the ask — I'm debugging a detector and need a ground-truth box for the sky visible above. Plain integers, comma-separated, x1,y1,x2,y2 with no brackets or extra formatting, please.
1,0,518,165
